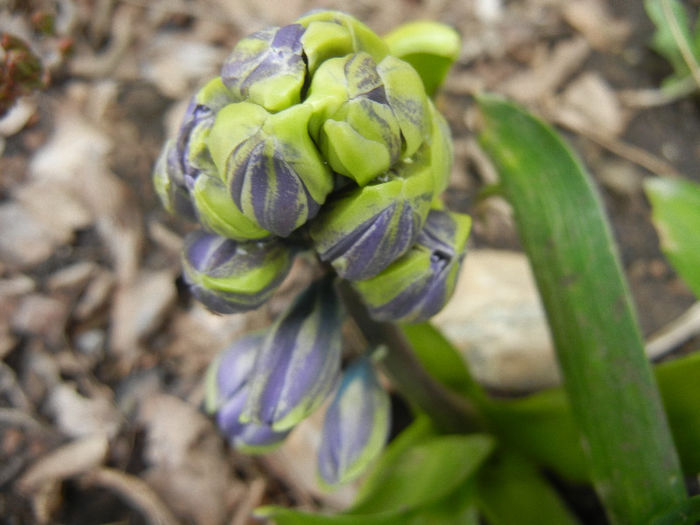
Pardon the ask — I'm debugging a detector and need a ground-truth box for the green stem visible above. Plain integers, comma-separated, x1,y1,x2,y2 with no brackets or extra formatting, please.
337,281,482,434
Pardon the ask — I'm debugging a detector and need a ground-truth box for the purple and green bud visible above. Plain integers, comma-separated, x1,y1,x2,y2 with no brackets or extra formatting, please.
152,139,197,221
191,174,270,241
176,77,235,184
296,10,389,67
305,52,430,186
205,333,290,453
353,208,471,323
310,158,434,281
221,24,306,113
182,230,292,314
428,100,454,198
318,356,390,486
207,101,334,237
241,277,343,431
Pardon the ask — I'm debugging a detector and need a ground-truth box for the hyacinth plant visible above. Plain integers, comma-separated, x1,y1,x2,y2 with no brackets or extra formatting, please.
155,8,700,525
154,9,467,487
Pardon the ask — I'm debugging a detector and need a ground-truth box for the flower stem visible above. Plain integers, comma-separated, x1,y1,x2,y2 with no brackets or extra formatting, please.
337,280,482,434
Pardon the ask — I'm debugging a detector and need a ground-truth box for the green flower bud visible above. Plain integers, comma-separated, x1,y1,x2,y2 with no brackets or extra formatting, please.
383,20,461,97
191,174,270,241
310,155,434,281
428,100,454,198
306,52,430,186
182,230,292,314
177,77,235,182
353,208,471,323
207,101,333,237
152,139,197,220
296,10,389,65
318,356,390,486
221,24,306,112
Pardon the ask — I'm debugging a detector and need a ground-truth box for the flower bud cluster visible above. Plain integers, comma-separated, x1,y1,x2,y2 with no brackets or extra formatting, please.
154,10,468,484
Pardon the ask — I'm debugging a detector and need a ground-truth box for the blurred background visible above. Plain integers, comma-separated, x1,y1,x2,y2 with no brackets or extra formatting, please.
1,0,699,523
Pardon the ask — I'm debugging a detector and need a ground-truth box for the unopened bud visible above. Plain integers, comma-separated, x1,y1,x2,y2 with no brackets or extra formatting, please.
182,231,292,314
318,356,390,486
208,101,333,237
353,208,471,322
241,277,343,431
310,159,434,281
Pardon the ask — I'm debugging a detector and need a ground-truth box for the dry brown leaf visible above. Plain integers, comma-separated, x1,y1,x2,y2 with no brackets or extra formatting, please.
562,0,631,51
82,468,180,525
18,434,109,493
47,383,122,439
502,37,590,103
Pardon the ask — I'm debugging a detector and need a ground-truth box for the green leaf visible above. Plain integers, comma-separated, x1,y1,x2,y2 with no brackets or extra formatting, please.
255,507,400,525
644,0,699,82
476,449,580,525
404,477,480,525
645,177,700,298
383,21,460,97
401,322,486,401
650,495,700,525
348,433,494,515
477,94,685,525
656,351,700,473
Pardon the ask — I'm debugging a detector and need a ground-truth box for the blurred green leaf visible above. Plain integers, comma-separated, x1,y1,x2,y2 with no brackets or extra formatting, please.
477,94,685,524
255,507,400,525
644,0,700,89
401,322,486,401
650,495,700,525
645,177,700,298
348,433,494,515
476,449,580,525
657,351,700,473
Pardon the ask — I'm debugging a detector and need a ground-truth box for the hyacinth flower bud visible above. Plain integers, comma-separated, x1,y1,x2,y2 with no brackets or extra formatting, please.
305,51,430,186
152,139,197,221
221,24,306,113
191,174,270,241
205,334,290,453
428,100,454,198
176,77,235,185
318,356,390,486
296,10,389,69
241,277,343,431
207,101,333,237
353,208,471,323
310,156,434,281
182,230,292,314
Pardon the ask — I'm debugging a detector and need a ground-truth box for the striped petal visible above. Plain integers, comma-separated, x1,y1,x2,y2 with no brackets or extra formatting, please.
241,277,343,431
182,230,292,314
353,208,471,323
318,356,390,486
152,139,197,221
310,158,434,281
221,24,306,112
208,101,333,237
176,77,235,184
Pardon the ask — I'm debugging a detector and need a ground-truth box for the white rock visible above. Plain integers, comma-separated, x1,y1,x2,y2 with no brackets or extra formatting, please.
433,249,561,392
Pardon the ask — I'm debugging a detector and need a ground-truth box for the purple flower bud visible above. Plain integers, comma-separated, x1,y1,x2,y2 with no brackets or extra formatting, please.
353,208,471,323
205,334,291,453
182,230,292,314
221,24,307,112
318,356,390,486
241,277,343,431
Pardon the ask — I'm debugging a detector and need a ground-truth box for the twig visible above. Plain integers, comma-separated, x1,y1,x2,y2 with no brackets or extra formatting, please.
647,301,700,360
619,77,697,108
336,281,483,434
